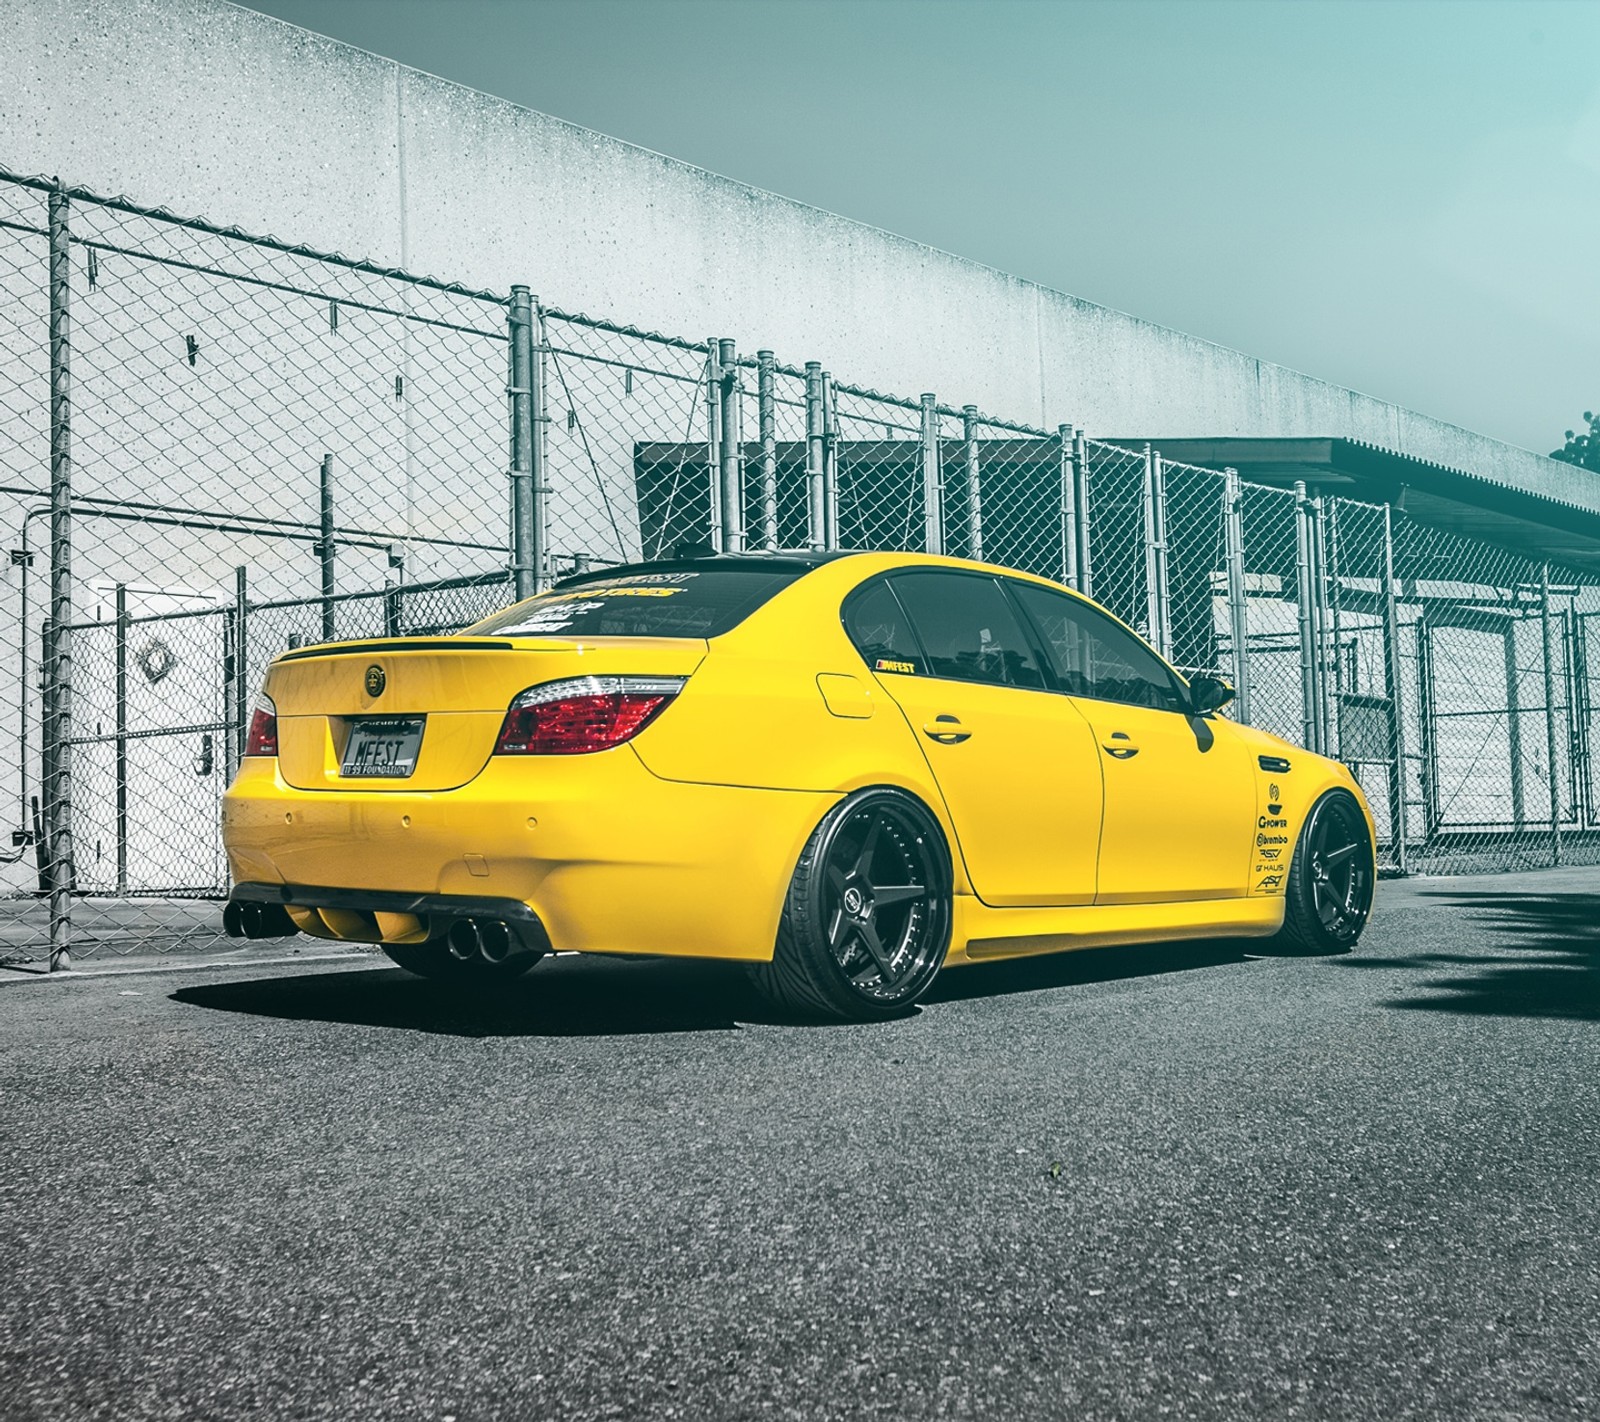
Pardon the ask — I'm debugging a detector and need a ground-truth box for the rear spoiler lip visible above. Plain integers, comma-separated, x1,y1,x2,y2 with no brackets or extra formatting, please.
277,638,516,662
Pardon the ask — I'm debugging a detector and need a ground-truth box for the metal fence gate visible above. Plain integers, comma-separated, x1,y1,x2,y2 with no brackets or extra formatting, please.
4,165,1600,965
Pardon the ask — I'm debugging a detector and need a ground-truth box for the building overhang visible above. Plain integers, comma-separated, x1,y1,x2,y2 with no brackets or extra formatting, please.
1104,437,1600,577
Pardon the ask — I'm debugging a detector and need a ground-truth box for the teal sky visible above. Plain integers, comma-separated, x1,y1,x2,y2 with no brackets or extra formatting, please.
240,0,1600,457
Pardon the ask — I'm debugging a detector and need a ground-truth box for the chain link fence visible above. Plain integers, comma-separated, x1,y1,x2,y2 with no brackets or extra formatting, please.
3,168,1599,966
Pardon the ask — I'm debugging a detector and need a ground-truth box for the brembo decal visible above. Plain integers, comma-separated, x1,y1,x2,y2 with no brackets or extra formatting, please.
1257,833,1288,847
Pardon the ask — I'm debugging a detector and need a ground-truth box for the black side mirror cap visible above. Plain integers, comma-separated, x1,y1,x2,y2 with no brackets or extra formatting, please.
1187,673,1236,716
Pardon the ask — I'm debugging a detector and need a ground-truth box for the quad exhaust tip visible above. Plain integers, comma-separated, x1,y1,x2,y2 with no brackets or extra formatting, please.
446,916,516,965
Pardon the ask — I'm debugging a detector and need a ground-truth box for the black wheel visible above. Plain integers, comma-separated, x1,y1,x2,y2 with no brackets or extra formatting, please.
751,788,953,1021
1271,789,1374,953
380,940,543,983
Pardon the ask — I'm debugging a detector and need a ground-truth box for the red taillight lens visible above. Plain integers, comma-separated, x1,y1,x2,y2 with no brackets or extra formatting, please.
244,696,278,757
493,676,686,756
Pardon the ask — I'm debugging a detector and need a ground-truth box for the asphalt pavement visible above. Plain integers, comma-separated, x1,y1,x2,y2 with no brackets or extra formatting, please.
3,868,1598,1421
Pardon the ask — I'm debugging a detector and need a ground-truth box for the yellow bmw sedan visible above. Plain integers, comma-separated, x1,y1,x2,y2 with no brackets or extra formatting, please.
222,551,1376,1020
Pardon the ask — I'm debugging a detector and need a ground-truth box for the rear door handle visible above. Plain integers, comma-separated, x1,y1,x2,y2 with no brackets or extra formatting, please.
1102,731,1138,759
923,715,972,745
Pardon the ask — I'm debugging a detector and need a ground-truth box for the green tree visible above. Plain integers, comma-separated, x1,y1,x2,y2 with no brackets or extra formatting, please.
1551,410,1600,471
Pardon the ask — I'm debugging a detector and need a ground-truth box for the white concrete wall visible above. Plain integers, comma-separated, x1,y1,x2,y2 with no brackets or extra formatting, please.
4,0,1593,514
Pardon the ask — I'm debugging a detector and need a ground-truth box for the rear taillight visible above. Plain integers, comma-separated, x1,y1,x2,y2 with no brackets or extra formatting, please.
244,695,278,757
493,676,686,756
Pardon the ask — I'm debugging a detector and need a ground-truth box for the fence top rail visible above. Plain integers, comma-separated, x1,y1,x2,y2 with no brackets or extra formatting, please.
0,166,509,307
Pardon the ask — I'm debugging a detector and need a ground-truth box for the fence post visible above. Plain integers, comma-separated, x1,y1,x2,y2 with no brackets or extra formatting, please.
1223,468,1251,723
1541,562,1564,866
232,565,250,770
508,286,537,599
920,394,943,555
1058,424,1078,590
1073,430,1093,599
1504,611,1527,832
822,373,839,549
115,583,128,897
1141,447,1172,657
1293,480,1320,752
717,339,744,552
705,340,723,551
1312,497,1333,754
962,404,983,561
1142,445,1160,642
757,350,778,550
1381,503,1410,871
45,183,73,970
1152,452,1172,660
804,361,825,552
317,453,336,642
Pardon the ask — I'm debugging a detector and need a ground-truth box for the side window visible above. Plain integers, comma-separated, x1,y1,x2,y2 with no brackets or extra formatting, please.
1010,582,1183,712
843,581,923,674
886,572,1045,689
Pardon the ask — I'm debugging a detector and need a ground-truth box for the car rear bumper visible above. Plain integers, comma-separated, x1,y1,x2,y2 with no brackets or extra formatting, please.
222,750,841,961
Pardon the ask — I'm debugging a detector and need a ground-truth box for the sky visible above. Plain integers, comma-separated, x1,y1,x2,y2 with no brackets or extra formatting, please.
238,0,1600,457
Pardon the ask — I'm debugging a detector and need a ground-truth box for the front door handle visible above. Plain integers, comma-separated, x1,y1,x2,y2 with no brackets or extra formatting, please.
1102,731,1138,759
923,715,972,745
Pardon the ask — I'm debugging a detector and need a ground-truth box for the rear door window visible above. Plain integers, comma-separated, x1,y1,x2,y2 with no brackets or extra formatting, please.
469,567,806,639
841,581,923,675
882,571,1045,689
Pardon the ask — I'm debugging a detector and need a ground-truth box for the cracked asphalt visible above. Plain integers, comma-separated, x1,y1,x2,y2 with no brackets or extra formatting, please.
3,867,1599,1421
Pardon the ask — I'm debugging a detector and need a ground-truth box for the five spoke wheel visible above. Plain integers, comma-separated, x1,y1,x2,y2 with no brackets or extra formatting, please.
1274,789,1374,953
752,788,952,1020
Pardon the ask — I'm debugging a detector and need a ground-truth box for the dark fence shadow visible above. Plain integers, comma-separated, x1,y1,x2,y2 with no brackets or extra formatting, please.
1344,891,1600,1021
172,935,1256,1039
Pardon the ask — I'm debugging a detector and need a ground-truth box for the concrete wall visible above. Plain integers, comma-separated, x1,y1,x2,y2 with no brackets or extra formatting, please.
2,0,1593,513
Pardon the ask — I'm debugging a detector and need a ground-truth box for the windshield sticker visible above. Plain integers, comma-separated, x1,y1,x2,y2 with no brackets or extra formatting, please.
567,587,684,599
875,658,916,674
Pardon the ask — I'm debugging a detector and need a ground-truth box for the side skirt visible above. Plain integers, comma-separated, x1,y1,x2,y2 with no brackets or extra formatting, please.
948,894,1284,965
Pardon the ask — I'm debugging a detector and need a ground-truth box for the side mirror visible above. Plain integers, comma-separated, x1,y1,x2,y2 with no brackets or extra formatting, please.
1187,673,1235,716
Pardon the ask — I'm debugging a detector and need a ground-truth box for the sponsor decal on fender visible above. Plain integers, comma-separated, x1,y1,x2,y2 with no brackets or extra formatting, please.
1257,832,1288,846
1258,816,1288,829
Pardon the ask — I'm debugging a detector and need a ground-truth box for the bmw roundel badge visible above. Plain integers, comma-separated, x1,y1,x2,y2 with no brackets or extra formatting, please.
364,664,386,697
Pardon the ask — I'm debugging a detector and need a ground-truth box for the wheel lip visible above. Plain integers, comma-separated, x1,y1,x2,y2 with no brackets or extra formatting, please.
807,789,952,1007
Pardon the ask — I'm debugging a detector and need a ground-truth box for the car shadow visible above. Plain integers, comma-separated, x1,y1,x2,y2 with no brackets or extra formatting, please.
928,938,1252,1004
172,936,1257,1039
1341,890,1600,1021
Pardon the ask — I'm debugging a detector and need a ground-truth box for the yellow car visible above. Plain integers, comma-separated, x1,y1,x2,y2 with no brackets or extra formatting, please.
222,551,1376,1020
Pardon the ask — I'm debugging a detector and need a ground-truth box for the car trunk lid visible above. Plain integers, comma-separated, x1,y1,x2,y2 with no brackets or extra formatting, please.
263,636,706,791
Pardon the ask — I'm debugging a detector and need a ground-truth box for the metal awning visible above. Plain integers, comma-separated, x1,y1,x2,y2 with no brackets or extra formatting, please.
1103,437,1600,576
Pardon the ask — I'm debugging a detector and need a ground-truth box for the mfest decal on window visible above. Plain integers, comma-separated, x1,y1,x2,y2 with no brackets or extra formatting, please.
875,658,916,674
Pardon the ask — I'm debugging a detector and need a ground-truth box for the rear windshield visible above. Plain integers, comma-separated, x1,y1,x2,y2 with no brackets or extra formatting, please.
467,567,806,640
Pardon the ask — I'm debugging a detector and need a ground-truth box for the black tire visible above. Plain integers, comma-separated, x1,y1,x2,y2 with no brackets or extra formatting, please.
1270,789,1375,954
750,788,953,1022
380,940,543,983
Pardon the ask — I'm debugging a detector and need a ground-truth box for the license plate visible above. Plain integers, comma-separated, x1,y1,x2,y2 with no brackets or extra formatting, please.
340,716,425,778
